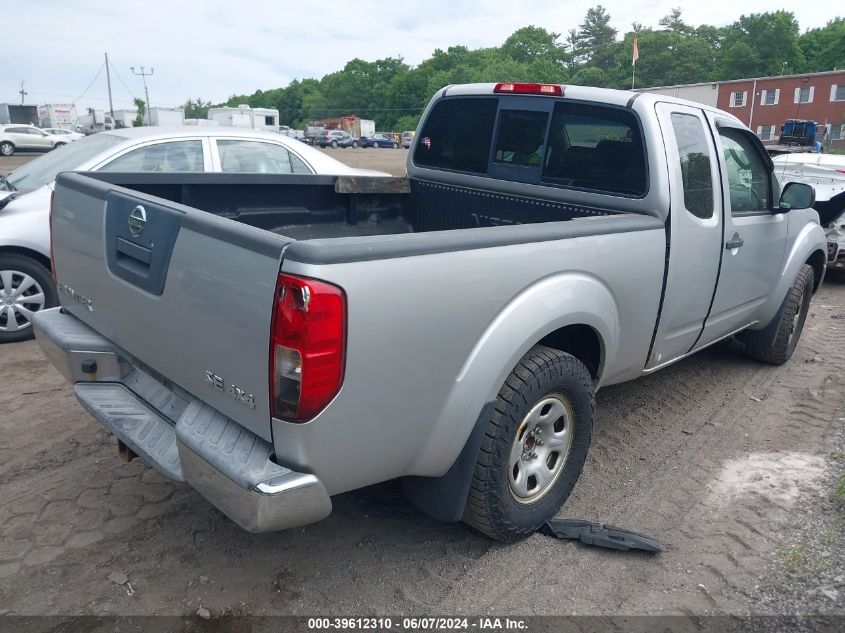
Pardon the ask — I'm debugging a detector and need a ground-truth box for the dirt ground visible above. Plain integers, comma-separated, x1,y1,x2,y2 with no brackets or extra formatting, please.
0,150,844,620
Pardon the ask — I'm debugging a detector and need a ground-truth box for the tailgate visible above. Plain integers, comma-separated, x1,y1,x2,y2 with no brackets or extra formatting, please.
50,173,288,441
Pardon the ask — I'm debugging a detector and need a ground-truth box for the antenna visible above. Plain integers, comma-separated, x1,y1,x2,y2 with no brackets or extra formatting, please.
130,66,155,125
18,81,27,105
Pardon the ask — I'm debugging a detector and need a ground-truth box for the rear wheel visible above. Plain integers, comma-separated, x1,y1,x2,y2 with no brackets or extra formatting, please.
0,142,14,157
463,345,594,541
352,140,359,148
744,264,813,365
331,140,338,148
393,142,399,149
0,254,58,343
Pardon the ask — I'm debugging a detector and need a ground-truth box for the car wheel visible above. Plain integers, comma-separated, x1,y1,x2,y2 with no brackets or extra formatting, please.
743,264,813,365
0,142,14,157
352,140,359,148
331,140,338,148
463,345,594,542
53,142,67,150
0,253,58,343
393,142,399,149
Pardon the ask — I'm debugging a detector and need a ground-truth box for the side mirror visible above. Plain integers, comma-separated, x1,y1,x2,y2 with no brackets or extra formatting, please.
779,182,815,212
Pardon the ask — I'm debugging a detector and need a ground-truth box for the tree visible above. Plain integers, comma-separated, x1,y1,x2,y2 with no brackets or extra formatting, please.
183,98,211,119
133,98,146,127
501,26,567,65
576,5,618,71
717,12,804,79
799,18,845,73
659,8,688,33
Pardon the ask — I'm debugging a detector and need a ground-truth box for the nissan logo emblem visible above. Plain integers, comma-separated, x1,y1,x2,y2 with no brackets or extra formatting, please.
128,205,147,237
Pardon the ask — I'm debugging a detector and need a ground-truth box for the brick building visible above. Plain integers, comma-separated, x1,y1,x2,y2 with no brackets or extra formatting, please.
638,70,845,150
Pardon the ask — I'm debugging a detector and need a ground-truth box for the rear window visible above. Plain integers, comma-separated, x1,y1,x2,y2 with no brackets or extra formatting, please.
414,98,498,174
542,102,647,197
414,96,646,197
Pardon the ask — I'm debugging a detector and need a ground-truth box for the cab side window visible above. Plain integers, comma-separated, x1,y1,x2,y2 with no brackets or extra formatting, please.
670,113,713,219
717,128,771,215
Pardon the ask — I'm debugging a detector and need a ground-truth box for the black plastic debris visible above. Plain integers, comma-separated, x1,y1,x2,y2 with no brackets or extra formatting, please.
541,519,663,552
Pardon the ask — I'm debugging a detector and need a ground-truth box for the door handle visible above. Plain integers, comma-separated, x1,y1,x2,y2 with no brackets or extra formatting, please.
725,233,744,250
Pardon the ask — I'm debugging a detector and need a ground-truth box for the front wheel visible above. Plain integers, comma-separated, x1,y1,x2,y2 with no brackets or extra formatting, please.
331,140,338,148
393,142,399,149
0,142,14,156
0,253,58,343
463,345,594,541
744,264,813,365
352,140,359,148
53,142,67,150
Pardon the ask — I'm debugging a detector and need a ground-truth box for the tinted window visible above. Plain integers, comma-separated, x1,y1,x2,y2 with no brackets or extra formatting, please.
217,140,312,174
542,102,646,197
493,110,548,167
718,128,771,215
670,113,713,219
414,98,497,174
101,140,204,172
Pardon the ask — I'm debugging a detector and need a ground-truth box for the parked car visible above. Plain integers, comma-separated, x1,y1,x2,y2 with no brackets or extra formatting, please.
42,128,85,142
401,130,415,148
0,124,68,156
360,133,399,148
0,126,388,342
318,130,358,148
35,83,826,541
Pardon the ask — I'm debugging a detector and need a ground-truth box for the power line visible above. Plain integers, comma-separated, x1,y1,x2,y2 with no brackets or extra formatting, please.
110,64,138,102
72,62,106,105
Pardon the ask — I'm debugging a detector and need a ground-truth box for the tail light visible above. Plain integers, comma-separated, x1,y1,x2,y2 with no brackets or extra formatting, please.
270,274,346,422
494,82,563,96
49,188,57,283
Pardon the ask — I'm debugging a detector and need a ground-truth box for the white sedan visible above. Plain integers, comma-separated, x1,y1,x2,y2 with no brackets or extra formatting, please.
42,127,85,142
0,126,388,342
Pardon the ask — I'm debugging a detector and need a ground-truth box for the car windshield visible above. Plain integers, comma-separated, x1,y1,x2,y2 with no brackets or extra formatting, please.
5,133,126,192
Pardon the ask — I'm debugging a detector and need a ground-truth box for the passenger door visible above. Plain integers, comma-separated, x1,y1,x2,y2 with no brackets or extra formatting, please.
647,103,722,369
694,117,788,347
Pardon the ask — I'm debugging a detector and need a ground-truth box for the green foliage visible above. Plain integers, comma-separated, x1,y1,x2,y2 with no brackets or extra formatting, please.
133,98,146,127
205,8,842,129
183,98,211,119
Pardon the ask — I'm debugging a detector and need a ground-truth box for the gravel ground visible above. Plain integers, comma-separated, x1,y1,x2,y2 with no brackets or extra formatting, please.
0,150,843,623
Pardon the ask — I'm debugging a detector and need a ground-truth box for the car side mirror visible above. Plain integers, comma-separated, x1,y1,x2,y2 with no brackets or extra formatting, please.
779,182,815,212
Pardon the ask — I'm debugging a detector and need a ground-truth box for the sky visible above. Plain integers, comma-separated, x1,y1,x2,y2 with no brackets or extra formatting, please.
0,0,838,116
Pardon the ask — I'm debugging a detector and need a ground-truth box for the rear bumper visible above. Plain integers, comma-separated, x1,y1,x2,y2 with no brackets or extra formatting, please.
33,307,332,533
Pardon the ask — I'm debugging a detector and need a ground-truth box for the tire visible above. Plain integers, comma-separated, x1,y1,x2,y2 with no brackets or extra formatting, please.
393,142,399,149
0,253,58,343
744,264,813,365
0,141,14,157
352,140,359,148
463,345,594,541
331,140,338,148
53,142,66,150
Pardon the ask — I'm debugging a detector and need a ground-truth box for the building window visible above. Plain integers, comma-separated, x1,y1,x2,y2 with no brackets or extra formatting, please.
831,85,845,102
730,91,747,107
794,86,814,104
761,89,779,105
757,125,776,141
832,125,844,141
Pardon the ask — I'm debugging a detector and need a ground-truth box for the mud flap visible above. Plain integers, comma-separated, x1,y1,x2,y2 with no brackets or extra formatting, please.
541,519,663,552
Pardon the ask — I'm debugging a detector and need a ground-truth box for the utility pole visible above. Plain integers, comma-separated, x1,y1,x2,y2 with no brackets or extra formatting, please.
105,53,115,118
130,65,154,125
18,81,27,104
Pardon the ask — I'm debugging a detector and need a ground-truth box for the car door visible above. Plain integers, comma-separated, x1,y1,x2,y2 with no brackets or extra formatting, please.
694,115,789,347
30,128,54,150
6,127,36,150
646,103,723,369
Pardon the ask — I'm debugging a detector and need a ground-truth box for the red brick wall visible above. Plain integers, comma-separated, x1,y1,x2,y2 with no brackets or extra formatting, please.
715,72,845,150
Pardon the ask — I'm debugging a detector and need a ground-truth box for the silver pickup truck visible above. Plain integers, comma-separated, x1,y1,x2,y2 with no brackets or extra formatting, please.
35,83,828,541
